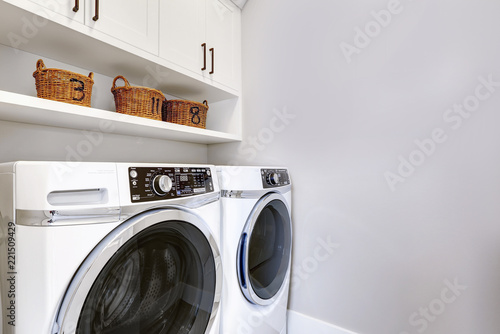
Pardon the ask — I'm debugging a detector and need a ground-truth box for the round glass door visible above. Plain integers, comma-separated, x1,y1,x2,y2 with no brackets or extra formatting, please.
238,193,292,305
55,209,221,334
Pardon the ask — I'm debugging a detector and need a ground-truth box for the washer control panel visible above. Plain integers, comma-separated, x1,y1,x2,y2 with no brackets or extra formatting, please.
129,166,214,202
261,168,290,188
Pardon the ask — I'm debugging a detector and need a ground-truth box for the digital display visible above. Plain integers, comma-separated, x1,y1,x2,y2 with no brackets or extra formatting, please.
176,173,206,196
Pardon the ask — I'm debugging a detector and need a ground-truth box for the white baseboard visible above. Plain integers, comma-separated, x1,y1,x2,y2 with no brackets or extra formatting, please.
287,310,360,334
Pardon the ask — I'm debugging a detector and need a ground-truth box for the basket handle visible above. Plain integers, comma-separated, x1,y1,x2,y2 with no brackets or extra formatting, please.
203,100,208,107
112,75,130,90
36,59,46,71
36,59,93,80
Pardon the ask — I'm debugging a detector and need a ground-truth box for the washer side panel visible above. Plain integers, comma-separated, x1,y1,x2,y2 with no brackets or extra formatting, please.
16,223,119,334
0,172,15,333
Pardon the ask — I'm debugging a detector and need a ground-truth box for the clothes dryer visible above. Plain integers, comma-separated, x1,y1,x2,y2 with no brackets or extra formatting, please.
0,161,222,334
217,166,292,334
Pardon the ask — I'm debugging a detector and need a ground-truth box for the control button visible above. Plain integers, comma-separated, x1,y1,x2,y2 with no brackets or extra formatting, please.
266,172,280,186
206,169,211,176
152,175,173,196
130,170,138,178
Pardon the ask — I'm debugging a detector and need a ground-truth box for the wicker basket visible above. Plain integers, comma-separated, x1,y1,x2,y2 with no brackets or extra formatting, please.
111,75,164,121
163,100,209,129
33,59,94,107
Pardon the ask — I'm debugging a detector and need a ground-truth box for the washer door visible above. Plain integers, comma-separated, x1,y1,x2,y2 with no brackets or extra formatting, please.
237,192,292,306
54,208,221,334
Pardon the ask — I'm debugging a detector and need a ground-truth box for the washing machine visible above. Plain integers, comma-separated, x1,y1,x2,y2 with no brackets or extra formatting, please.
217,166,292,334
0,161,222,334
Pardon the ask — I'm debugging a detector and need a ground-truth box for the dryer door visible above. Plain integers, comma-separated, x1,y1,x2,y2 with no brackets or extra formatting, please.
237,192,292,306
54,208,221,334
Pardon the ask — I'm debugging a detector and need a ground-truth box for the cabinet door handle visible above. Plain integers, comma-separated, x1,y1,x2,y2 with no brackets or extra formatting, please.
201,43,207,71
93,0,99,21
209,48,214,74
72,0,79,12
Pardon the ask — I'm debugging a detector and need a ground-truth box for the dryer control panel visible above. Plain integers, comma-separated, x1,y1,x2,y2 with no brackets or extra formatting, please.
261,168,290,188
128,166,214,202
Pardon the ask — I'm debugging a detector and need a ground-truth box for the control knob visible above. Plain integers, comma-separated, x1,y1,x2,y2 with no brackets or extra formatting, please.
266,172,280,186
152,175,173,196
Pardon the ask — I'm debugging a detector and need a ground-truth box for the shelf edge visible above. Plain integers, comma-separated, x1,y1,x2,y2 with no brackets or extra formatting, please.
0,90,242,144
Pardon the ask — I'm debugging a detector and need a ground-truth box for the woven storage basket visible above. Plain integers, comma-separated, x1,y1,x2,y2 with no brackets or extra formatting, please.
163,100,209,129
111,75,164,121
33,59,94,107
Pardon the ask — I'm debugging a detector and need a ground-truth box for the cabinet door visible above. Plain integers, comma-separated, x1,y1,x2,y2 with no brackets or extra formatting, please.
28,0,84,23
85,0,159,55
159,0,205,74
205,0,240,90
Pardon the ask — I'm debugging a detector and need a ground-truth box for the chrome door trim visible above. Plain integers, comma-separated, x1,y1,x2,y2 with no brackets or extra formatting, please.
236,192,292,306
221,185,291,199
53,207,222,334
16,207,122,226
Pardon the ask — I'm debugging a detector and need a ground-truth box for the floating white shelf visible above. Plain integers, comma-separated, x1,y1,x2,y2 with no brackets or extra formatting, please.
0,90,241,144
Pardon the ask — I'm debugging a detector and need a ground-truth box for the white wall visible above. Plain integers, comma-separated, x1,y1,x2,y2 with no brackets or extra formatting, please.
0,44,207,164
209,0,500,333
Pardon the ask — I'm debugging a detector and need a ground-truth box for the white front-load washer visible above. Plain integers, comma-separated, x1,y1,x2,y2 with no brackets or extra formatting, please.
217,166,292,334
0,161,222,334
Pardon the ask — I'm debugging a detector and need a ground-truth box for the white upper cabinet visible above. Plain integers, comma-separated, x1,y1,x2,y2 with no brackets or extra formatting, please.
205,0,240,90
160,0,241,91
85,0,159,55
28,0,84,23
26,0,159,55
160,0,205,73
